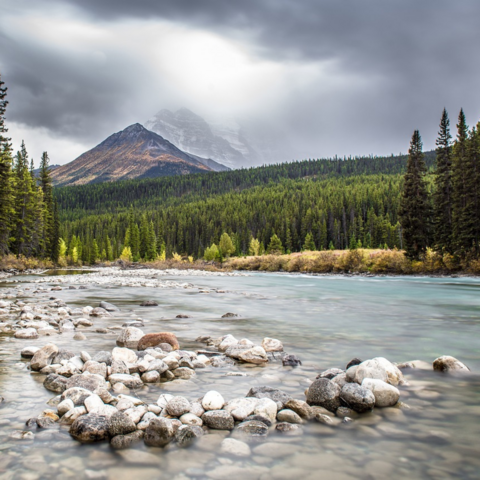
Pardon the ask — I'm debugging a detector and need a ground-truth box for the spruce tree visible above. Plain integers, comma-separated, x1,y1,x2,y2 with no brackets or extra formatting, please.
303,232,316,251
219,232,235,258
267,233,284,254
433,109,453,252
0,74,14,255
399,130,431,259
39,152,55,258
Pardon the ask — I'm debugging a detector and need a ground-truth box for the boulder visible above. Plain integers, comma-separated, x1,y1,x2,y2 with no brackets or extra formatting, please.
433,356,470,373
179,413,203,426
137,332,179,351
247,386,292,410
225,344,251,360
20,346,40,358
57,399,75,416
283,399,313,419
141,371,160,383
92,351,112,365
112,347,138,364
14,328,38,339
175,425,204,447
225,398,259,421
30,343,59,371
110,430,144,450
261,337,284,352
91,307,110,317
99,301,119,312
108,374,143,389
61,387,93,406
83,361,107,379
69,413,109,443
317,368,344,380
202,391,225,411
353,357,404,386
146,359,169,374
166,396,191,417
340,383,375,413
238,346,268,364
253,398,277,422
233,420,268,438
361,378,400,407
111,359,130,375
173,367,195,379
277,409,303,424
306,378,341,412
43,374,68,393
66,373,106,392
218,335,238,352
52,349,76,364
202,410,234,430
144,417,174,447
116,327,144,349
282,354,302,367
108,411,137,437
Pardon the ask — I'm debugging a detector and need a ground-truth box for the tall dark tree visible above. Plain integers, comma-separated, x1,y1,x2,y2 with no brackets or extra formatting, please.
0,73,14,255
433,109,453,252
399,130,431,259
39,151,55,258
451,109,470,253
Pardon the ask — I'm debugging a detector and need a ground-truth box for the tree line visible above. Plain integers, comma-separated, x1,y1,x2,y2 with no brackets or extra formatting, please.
400,108,480,260
0,75,59,261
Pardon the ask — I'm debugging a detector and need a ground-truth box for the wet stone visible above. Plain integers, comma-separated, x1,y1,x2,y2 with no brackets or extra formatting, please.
110,430,144,450
69,413,109,443
233,420,269,438
202,410,235,430
175,425,204,447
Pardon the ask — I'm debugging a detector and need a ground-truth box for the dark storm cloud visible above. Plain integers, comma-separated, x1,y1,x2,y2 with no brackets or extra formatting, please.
1,0,480,161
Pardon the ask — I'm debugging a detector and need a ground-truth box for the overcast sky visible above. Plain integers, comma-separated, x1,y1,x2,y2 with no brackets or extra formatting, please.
1,0,480,166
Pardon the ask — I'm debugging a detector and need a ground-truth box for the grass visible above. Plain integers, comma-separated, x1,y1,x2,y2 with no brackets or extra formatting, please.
0,255,53,272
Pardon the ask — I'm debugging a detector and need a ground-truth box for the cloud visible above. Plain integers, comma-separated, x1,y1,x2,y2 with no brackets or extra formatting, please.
1,0,480,164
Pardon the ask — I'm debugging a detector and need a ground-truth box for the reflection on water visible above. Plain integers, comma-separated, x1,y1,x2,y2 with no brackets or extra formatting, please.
0,272,480,479
42,269,98,276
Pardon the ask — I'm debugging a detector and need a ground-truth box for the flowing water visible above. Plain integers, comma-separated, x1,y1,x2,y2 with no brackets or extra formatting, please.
1,271,480,480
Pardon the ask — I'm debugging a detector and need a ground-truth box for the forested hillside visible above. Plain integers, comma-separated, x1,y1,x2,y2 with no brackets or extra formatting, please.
55,152,435,262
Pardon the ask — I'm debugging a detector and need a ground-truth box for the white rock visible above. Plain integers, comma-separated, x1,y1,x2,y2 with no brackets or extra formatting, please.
225,398,258,420
21,346,40,358
84,394,104,413
238,338,254,347
238,346,268,364
82,306,93,316
220,438,251,457
125,405,148,424
361,378,400,407
61,406,87,425
354,357,404,386
261,337,284,352
202,391,225,411
30,343,58,371
189,402,205,418
218,335,238,352
157,394,174,409
254,397,277,422
116,327,144,349
14,328,38,339
433,355,470,373
179,413,203,426
112,347,138,364
57,399,75,416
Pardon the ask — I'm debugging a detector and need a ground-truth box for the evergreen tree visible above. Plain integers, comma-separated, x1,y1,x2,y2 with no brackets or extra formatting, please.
219,232,235,258
139,213,150,259
433,109,453,252
39,152,55,258
249,237,260,256
399,130,431,259
90,239,99,264
146,221,157,261
131,224,140,261
51,200,60,262
0,73,14,255
267,233,284,254
106,235,114,261
303,232,316,251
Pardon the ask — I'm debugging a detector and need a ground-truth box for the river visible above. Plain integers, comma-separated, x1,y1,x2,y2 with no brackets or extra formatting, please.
0,270,479,479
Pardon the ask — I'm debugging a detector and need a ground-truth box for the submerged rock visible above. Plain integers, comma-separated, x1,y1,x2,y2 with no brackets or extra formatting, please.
282,354,302,367
175,425,204,447
233,420,268,438
99,301,119,312
108,411,137,437
110,430,144,449
247,386,292,410
140,301,158,307
433,356,470,373
144,417,174,447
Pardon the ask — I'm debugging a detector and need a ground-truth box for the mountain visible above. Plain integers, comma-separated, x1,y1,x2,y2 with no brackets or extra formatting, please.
51,123,228,187
145,108,285,169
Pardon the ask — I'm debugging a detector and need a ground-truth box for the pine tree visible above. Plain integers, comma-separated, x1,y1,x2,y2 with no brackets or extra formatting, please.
131,224,140,261
219,232,235,258
50,200,60,262
433,109,453,253
39,152,55,258
303,232,316,251
267,233,284,254
139,213,150,259
451,109,470,253
146,221,157,261
399,130,431,259
0,73,14,255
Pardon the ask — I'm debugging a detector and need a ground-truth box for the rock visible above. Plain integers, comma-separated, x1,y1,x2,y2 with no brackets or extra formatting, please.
173,367,195,379
69,413,109,443
362,378,400,407
202,391,225,411
60,406,87,425
91,307,110,317
137,332,179,351
14,328,38,339
52,349,76,364
108,374,143,389
225,398,258,421
66,373,106,392
10,430,35,441
244,414,272,426
336,406,358,418
110,430,144,449
96,387,115,404
166,396,191,417
233,420,268,438
99,301,119,312
189,401,205,418
282,354,302,367
331,372,348,389
253,398,277,422
124,406,148,424
261,337,284,352
218,334,238,352
112,347,138,364
108,411,137,437
220,438,251,457
238,346,268,364
30,343,59,371
221,312,238,318
44,374,68,393
176,314,190,318
83,361,107,379
157,394,174,409
61,387,93,405
247,386,292,410
175,425,204,447
353,357,404,386
145,359,168,374
275,422,302,434
284,399,313,419
277,409,303,424
306,378,341,412
346,365,358,382
224,344,251,359
433,355,470,373
36,416,56,429
144,417,174,447
140,300,158,307
202,410,234,430
141,371,160,383
317,368,344,380
179,413,202,426
21,346,40,358
58,399,75,416
74,333,87,341
84,394,105,413
56,363,81,378
92,351,112,365
116,327,144,349
111,359,130,375
340,383,375,413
